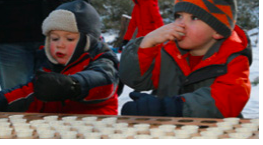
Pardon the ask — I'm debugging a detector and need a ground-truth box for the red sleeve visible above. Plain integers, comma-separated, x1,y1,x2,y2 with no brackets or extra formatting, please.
83,84,115,102
211,55,251,117
138,44,162,76
148,0,164,28
138,44,163,88
5,82,34,104
123,5,138,40
2,82,41,112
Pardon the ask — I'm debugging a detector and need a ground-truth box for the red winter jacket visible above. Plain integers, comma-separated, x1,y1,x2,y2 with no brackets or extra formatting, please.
119,25,252,118
0,43,120,115
123,0,164,40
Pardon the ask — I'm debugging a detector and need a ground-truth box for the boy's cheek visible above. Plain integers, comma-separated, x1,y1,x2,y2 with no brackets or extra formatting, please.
68,44,77,55
49,44,57,56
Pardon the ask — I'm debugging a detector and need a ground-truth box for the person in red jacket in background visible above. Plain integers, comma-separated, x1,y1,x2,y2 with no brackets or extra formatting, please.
119,0,164,52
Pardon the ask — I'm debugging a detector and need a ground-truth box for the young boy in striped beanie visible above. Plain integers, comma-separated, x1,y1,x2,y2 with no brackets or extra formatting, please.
119,0,252,118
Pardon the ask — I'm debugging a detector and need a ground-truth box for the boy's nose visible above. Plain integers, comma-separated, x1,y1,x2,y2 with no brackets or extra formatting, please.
177,19,186,29
57,40,65,48
178,18,186,25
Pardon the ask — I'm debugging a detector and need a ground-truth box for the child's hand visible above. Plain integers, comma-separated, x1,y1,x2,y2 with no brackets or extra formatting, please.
140,22,186,48
33,71,81,102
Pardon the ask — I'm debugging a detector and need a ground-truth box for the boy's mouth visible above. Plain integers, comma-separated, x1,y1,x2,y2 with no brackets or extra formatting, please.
178,32,185,36
56,52,65,58
178,32,186,40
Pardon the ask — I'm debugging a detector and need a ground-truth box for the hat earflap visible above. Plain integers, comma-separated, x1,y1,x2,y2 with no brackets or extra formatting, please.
44,36,58,64
84,34,90,52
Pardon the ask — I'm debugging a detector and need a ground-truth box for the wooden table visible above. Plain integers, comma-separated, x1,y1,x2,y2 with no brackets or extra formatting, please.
0,112,259,139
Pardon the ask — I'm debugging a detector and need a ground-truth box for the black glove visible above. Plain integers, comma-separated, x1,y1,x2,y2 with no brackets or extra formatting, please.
0,92,8,111
121,92,164,116
33,71,81,102
119,40,129,52
162,96,183,117
121,92,184,117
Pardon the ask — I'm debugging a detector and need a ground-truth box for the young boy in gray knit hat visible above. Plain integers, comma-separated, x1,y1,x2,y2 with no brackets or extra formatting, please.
0,0,121,115
120,0,252,118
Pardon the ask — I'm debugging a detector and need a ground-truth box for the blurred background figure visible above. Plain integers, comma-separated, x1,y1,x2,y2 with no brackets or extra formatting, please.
119,0,164,52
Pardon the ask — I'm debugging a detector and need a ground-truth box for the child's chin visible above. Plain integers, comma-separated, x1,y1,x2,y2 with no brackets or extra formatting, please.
57,60,67,65
179,46,192,50
177,42,190,49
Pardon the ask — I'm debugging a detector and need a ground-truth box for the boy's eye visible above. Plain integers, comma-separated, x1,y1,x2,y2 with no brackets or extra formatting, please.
174,13,182,19
67,38,76,41
51,38,59,41
191,15,199,20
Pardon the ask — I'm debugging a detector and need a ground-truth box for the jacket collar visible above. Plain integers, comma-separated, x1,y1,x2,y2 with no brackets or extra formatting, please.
164,25,251,75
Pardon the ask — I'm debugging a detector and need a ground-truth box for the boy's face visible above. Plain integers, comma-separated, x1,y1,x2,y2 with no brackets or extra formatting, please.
174,12,221,55
49,30,80,65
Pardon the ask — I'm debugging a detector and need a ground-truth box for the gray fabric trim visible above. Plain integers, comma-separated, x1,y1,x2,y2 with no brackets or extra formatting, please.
182,64,227,86
182,87,224,118
157,48,186,98
203,39,224,60
227,53,242,64
119,37,155,91
7,93,35,112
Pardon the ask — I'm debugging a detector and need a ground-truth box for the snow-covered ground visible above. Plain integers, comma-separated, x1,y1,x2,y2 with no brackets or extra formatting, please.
241,28,259,119
103,28,260,119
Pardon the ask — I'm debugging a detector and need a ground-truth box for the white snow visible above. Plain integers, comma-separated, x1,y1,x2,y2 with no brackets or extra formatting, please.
122,14,131,19
241,28,259,119
102,30,118,44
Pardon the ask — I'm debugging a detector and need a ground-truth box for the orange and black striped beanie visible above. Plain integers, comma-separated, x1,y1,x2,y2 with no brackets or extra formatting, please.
174,0,237,38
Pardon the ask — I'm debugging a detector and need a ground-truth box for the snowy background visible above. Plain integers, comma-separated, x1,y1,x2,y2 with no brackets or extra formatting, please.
240,28,259,119
102,28,260,119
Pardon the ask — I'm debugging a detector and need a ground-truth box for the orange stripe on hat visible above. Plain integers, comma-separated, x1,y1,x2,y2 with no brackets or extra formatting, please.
212,13,231,28
175,0,209,11
216,5,234,20
173,0,237,38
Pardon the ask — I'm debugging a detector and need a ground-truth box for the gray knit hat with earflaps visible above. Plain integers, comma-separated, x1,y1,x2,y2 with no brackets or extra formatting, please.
42,0,101,65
